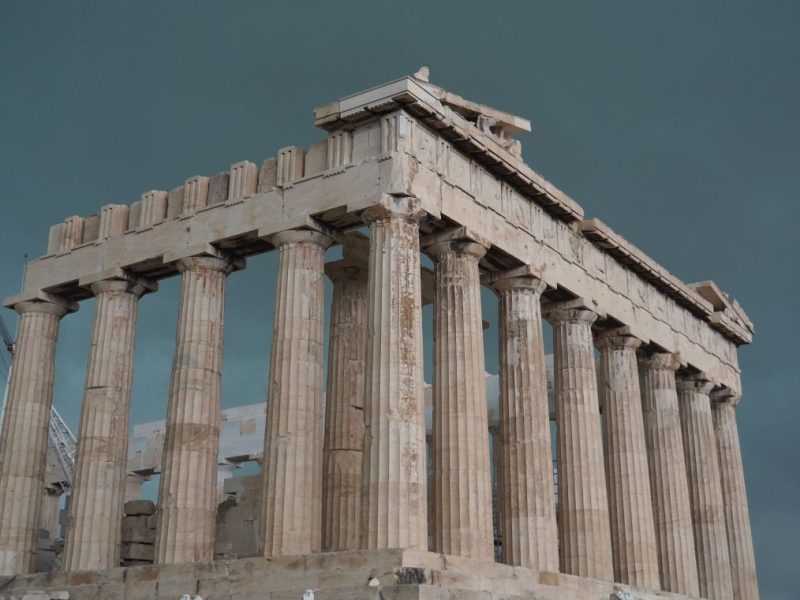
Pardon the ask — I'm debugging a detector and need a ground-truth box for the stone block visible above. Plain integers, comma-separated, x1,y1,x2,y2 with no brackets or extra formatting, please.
121,516,155,544
227,161,257,202
257,158,277,192
207,172,229,206
167,186,185,219
121,543,154,561
124,500,155,516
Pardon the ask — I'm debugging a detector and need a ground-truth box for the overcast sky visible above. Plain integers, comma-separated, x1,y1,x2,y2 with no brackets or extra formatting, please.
1,2,798,597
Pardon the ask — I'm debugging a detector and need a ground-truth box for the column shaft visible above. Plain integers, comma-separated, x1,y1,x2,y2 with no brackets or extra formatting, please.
545,306,613,580
361,198,427,550
492,275,558,571
713,397,760,600
639,354,699,596
678,377,734,599
261,230,331,557
596,332,659,588
155,255,235,565
428,240,493,560
322,265,368,551
64,279,147,571
0,300,71,575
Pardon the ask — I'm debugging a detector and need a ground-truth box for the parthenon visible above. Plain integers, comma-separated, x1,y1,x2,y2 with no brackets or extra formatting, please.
0,71,758,599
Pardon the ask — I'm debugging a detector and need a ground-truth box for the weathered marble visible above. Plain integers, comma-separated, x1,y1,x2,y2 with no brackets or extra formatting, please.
0,299,73,575
426,238,493,560
487,271,558,571
677,375,734,599
638,353,700,596
155,254,238,565
712,390,760,600
322,261,368,552
544,304,613,581
361,197,428,551
64,277,153,572
261,229,332,557
596,330,660,588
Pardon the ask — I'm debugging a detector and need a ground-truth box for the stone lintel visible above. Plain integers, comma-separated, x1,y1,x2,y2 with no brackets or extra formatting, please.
420,226,491,251
162,243,246,271
3,289,79,312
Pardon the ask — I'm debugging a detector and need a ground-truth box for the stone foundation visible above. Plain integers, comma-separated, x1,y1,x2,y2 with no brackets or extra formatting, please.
0,549,702,600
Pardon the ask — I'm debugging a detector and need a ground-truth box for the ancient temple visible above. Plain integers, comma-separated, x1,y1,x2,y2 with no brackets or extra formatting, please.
0,70,758,599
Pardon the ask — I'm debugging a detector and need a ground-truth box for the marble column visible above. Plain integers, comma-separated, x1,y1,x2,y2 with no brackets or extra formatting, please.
487,270,558,571
64,277,152,572
638,353,699,596
361,197,427,551
543,303,613,581
0,298,74,575
40,487,62,541
261,229,332,557
596,330,659,588
321,261,368,552
425,237,493,560
677,375,734,600
155,253,238,565
712,390,760,600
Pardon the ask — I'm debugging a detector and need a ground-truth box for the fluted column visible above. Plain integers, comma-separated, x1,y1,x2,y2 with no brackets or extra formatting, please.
155,253,238,565
712,391,759,600
596,330,659,588
677,375,734,599
543,303,613,580
639,353,699,596
0,298,74,575
425,237,493,560
261,229,332,557
322,260,368,551
64,277,152,572
361,197,427,550
487,271,558,571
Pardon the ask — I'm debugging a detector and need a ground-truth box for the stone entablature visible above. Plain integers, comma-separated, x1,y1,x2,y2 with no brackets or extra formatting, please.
7,77,750,394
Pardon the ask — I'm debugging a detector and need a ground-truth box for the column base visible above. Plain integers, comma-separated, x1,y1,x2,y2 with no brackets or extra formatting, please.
0,549,705,600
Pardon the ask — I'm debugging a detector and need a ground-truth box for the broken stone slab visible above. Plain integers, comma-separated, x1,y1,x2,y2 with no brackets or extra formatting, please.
121,542,155,562
121,516,156,544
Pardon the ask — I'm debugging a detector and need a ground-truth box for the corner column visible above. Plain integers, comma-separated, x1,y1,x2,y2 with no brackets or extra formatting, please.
155,252,240,565
424,235,493,560
638,353,699,596
677,375,734,599
0,298,75,575
712,390,760,600
543,303,613,580
64,276,154,572
486,269,558,571
322,258,368,551
596,330,660,588
261,229,332,557
361,197,427,550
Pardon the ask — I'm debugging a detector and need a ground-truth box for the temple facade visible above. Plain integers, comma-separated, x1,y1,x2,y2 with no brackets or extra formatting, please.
0,71,758,599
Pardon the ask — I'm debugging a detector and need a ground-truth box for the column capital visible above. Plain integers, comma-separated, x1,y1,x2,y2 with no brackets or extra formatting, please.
676,374,715,395
595,327,642,351
711,388,741,407
361,195,424,224
84,272,158,298
325,261,368,283
542,298,599,326
269,228,334,250
14,297,76,318
482,265,547,295
421,226,490,262
163,243,246,272
638,351,680,372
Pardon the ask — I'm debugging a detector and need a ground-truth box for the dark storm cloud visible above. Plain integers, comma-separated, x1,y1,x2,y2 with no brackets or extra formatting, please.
0,1,797,596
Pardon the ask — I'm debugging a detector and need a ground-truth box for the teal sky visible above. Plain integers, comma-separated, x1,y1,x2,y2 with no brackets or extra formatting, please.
1,2,798,596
